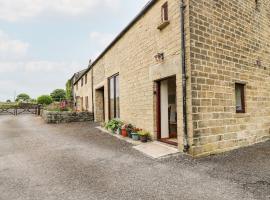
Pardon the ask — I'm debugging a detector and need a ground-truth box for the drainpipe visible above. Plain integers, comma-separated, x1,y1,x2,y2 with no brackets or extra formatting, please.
91,68,95,120
180,0,190,152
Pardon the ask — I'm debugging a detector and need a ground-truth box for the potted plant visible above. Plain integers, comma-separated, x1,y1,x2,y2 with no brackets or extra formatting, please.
105,119,123,134
138,130,149,143
125,124,134,138
121,124,128,137
131,128,142,141
117,127,122,135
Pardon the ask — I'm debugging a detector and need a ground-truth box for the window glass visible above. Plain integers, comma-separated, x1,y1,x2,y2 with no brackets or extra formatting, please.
109,77,115,119
109,74,120,119
235,83,245,113
115,75,120,118
161,2,168,22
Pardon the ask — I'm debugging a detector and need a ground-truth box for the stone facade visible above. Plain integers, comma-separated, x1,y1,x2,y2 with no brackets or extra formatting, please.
74,70,93,112
74,0,270,157
188,0,270,156
42,110,94,124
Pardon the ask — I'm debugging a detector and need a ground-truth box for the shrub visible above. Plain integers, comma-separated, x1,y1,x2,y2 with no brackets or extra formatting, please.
50,89,66,102
37,95,53,105
105,119,123,131
65,80,72,100
138,130,150,136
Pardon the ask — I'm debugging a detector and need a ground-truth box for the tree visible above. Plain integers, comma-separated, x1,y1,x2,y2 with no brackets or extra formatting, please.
65,79,72,100
6,100,11,103
16,93,30,102
37,95,53,105
50,89,66,102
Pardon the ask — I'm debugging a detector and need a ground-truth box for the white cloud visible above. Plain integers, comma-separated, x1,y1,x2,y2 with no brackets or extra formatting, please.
0,30,29,60
0,60,82,73
0,0,121,22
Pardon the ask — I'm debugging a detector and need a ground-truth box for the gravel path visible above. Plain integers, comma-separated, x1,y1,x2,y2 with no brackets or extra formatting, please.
0,115,269,200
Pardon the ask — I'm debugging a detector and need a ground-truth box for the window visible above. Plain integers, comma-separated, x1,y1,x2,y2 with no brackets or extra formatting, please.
161,2,168,22
108,74,120,119
85,74,88,85
235,83,245,113
81,77,84,87
85,96,89,110
81,97,84,111
255,0,260,10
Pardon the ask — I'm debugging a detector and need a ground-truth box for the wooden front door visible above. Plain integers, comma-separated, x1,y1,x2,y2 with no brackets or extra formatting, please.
156,76,177,146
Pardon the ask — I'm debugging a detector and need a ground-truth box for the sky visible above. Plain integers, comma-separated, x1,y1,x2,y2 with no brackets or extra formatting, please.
0,0,149,101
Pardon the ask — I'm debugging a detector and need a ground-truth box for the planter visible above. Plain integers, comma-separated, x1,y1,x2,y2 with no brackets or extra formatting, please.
121,128,128,137
117,128,122,135
128,131,132,138
140,135,148,143
131,133,139,141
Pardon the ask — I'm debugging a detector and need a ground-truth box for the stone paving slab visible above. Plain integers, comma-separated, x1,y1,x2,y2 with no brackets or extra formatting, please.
133,141,179,159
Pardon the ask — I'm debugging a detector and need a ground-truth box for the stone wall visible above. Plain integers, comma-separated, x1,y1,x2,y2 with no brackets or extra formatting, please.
42,110,94,124
92,0,183,143
188,0,270,156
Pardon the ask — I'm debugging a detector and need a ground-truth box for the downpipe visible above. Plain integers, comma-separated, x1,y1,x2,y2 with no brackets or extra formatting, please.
180,0,190,152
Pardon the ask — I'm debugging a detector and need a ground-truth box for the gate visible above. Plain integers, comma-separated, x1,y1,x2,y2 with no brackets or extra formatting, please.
16,103,39,115
0,103,42,116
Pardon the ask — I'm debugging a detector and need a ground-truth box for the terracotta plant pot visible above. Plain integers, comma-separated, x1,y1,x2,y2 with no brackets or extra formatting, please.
140,135,148,143
121,128,128,137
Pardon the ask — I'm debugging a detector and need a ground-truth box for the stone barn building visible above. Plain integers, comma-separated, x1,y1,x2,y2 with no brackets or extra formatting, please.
74,0,270,157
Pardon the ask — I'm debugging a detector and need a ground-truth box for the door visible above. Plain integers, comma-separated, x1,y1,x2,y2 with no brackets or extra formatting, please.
157,76,177,146
95,87,105,122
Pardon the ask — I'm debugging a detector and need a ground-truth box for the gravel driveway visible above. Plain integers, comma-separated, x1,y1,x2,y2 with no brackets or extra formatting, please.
0,115,269,200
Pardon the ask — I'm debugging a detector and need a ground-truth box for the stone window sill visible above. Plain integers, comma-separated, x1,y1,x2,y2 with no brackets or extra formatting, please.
157,20,170,30
234,113,250,118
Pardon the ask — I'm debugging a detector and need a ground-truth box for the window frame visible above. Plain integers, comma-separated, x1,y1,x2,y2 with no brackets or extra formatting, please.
235,83,246,113
161,2,168,22
81,77,84,87
85,96,89,110
108,73,120,120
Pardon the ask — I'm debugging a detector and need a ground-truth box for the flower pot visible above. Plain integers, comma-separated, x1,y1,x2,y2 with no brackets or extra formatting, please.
128,131,132,138
140,135,148,143
131,133,139,141
117,128,122,135
121,128,128,137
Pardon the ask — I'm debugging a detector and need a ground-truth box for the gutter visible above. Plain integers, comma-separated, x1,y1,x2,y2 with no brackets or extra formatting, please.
180,0,190,152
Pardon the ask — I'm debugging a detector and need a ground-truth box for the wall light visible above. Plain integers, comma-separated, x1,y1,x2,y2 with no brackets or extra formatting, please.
154,53,164,62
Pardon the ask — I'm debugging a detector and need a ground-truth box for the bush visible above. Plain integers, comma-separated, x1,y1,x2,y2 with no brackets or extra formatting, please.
45,102,72,112
138,130,150,136
50,89,66,102
105,119,123,132
37,95,53,105
66,80,72,100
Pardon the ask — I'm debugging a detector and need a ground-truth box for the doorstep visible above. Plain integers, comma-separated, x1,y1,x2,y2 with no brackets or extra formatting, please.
96,126,142,145
133,141,179,159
